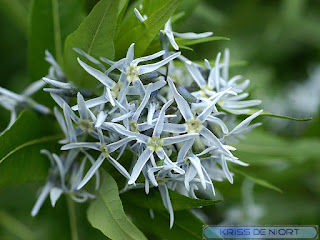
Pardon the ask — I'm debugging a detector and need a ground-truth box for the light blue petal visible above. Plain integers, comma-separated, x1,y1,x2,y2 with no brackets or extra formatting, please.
206,115,229,134
214,52,221,91
159,184,174,228
107,136,135,153
188,154,206,189
177,138,194,163
184,165,197,191
153,99,173,136
107,155,130,179
167,77,193,120
61,142,100,151
113,124,148,143
132,50,165,65
132,81,165,121
77,154,105,190
185,62,206,87
197,87,232,122
22,80,46,96
77,58,115,88
166,30,179,50
125,43,135,65
77,92,89,120
134,8,146,22
163,123,187,133
173,31,213,39
228,109,263,136
128,148,153,184
222,48,230,81
73,48,106,71
72,95,108,111
139,52,181,75
95,111,108,128
163,133,198,146
31,182,52,216
147,102,157,125
200,127,234,157
50,187,63,207
221,154,233,183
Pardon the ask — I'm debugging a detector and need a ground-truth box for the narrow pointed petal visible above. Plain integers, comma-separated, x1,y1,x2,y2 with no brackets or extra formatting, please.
107,155,130,179
77,92,89,120
147,102,156,125
132,50,165,65
177,138,195,163
163,133,198,146
163,123,187,133
77,58,115,88
50,187,63,207
125,43,135,65
167,77,193,120
128,148,153,184
185,62,206,87
222,48,230,81
107,136,135,153
200,127,233,157
31,182,52,216
188,154,206,189
221,154,233,183
22,80,46,96
139,52,181,74
214,52,221,91
173,31,213,39
54,107,68,137
72,95,108,110
197,87,232,122
184,165,197,191
153,99,173,136
159,184,174,228
166,30,179,50
61,142,100,151
77,154,105,190
113,124,148,143
95,111,108,128
134,8,146,22
73,48,106,71
228,109,263,136
206,115,229,134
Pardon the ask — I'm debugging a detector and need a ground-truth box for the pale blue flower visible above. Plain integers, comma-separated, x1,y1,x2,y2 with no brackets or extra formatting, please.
161,18,213,50
31,150,96,216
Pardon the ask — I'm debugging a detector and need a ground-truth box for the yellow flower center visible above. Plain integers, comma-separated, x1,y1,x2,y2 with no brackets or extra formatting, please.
126,64,140,83
100,144,109,158
147,136,163,151
78,119,93,132
185,118,203,133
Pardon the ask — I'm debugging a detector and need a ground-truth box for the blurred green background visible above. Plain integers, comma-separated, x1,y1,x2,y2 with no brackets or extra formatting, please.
0,0,319,239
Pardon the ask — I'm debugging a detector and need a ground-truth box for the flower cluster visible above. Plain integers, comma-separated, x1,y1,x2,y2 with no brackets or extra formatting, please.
0,11,263,228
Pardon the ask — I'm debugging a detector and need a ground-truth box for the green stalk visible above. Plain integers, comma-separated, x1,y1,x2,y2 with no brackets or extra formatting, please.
67,196,79,240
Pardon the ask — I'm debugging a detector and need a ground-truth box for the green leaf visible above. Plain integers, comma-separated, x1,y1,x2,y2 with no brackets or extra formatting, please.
232,109,312,121
115,0,181,58
124,205,204,240
28,0,85,81
230,167,283,193
87,171,147,240
0,110,61,186
175,36,229,46
122,188,221,211
64,0,121,91
235,129,320,163
0,0,30,36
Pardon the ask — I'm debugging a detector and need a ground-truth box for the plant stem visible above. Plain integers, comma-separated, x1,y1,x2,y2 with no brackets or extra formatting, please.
67,196,79,240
